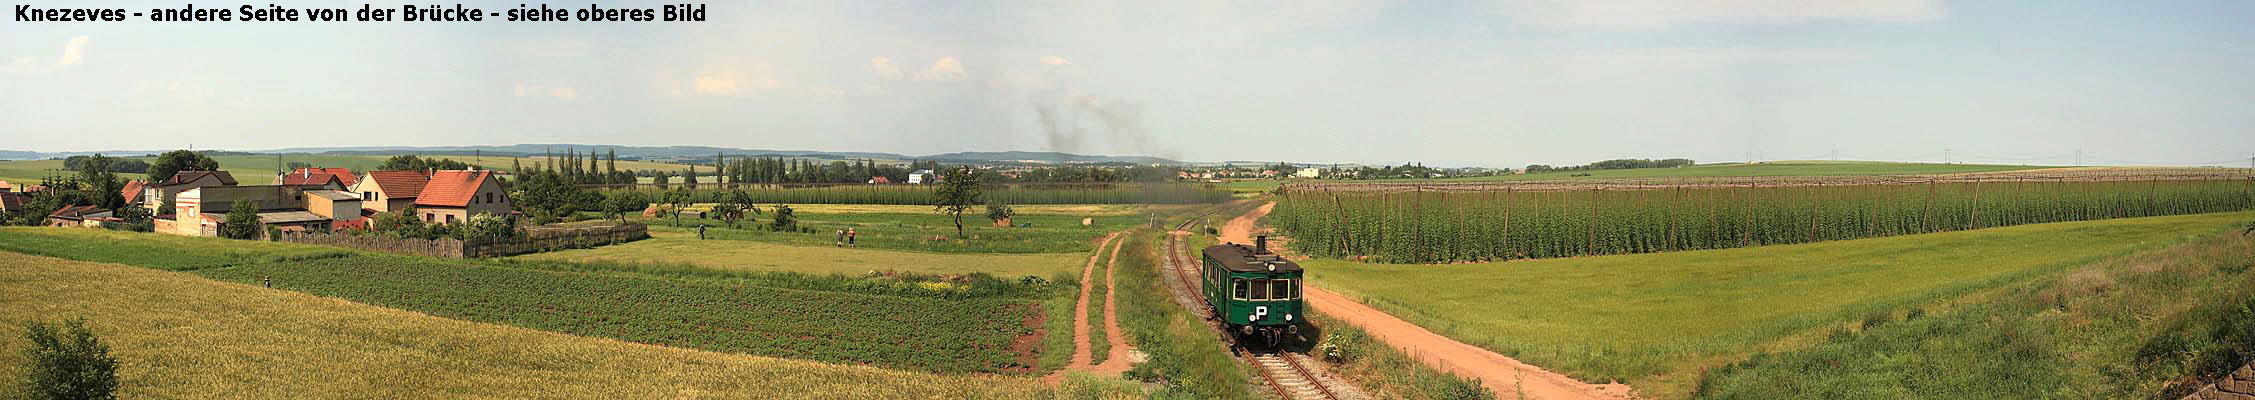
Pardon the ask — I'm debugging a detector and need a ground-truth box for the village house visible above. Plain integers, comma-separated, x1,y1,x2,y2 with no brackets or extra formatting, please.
411,170,510,225
47,205,116,228
143,171,238,213
351,170,431,214
352,169,512,225
0,192,25,215
906,169,936,184
866,176,891,184
277,167,356,188
119,180,144,206
164,184,362,237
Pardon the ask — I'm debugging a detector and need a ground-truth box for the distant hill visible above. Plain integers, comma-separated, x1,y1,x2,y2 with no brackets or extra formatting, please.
0,145,1186,165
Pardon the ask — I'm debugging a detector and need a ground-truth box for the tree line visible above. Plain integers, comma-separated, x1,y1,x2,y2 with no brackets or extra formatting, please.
1524,158,1695,174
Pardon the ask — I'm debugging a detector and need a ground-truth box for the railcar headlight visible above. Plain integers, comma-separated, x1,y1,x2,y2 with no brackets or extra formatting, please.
1285,314,1294,322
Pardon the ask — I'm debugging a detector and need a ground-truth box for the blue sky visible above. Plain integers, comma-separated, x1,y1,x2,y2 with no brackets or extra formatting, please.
3,0,2251,167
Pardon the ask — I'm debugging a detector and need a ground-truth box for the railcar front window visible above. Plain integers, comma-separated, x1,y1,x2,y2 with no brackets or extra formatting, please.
1232,278,1248,300
1248,278,1271,300
1272,279,1295,300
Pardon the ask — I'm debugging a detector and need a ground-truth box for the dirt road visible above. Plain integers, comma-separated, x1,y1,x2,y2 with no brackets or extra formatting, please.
1046,232,1140,381
1221,203,1636,400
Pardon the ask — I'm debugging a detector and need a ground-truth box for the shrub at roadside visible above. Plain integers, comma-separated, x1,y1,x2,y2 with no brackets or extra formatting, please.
18,318,120,400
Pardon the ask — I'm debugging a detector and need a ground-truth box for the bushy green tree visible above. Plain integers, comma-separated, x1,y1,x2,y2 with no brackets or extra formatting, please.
75,154,125,210
932,165,982,238
372,206,426,238
985,203,1014,225
457,213,516,242
147,150,219,184
769,204,797,231
20,318,119,400
219,199,262,239
602,191,648,222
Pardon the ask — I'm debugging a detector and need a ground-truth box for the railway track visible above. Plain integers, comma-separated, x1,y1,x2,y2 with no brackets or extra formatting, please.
1160,228,1361,400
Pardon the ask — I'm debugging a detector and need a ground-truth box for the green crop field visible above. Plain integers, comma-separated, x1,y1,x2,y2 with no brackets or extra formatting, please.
193,254,1040,374
0,252,1102,399
1301,211,2255,398
1273,178,2255,263
514,231,1087,277
1694,229,2255,399
640,210,1139,253
1430,161,2050,182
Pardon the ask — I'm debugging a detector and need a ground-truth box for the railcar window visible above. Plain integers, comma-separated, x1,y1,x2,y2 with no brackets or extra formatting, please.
1232,278,1248,300
1248,278,1271,300
1272,279,1295,300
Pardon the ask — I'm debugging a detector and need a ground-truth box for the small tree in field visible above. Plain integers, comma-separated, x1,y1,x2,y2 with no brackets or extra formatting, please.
21,318,119,400
986,203,1015,227
602,191,647,223
932,165,982,239
663,188,695,227
219,199,262,240
769,204,797,231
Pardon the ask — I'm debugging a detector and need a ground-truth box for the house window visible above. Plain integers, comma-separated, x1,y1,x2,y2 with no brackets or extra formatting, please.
363,191,374,200
445,214,456,224
424,213,433,222
484,193,493,204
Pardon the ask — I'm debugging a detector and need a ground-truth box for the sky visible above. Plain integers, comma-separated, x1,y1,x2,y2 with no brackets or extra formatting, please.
3,0,2253,167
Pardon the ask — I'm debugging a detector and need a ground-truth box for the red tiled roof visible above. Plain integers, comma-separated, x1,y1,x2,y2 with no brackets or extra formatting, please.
119,180,144,203
279,172,344,187
161,171,237,186
49,204,107,218
0,192,24,211
414,170,495,208
363,170,432,199
284,167,357,186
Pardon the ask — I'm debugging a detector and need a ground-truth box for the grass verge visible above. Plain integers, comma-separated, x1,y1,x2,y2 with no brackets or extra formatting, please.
1696,225,2255,398
1117,230,1256,399
1305,211,2255,398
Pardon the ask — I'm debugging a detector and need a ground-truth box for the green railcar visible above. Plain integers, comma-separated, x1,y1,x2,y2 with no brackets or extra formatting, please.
1200,236,1303,347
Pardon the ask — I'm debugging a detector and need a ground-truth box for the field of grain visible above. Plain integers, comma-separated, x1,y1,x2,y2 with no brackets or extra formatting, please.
1301,211,2255,398
0,252,1121,399
641,210,1140,254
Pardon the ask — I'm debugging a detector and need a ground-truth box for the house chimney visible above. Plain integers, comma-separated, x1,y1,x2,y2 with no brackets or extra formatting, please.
1256,235,1268,254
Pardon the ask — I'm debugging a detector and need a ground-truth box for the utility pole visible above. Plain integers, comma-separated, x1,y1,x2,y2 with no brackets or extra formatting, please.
2075,149,2083,167
1944,148,1952,164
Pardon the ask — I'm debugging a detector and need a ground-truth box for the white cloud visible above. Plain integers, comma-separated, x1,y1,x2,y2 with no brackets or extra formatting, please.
1040,55,1071,66
3,57,36,73
1498,0,1945,30
870,56,904,79
692,66,778,96
916,56,967,81
1488,46,1867,81
56,36,88,66
513,83,582,101
548,86,580,101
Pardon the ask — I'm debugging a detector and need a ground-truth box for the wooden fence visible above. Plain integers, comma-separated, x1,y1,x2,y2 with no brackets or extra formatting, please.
276,223,648,259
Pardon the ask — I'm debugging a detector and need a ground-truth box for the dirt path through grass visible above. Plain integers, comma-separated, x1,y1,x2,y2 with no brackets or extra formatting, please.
1224,202,1636,399
1047,232,1122,383
1092,234,1140,375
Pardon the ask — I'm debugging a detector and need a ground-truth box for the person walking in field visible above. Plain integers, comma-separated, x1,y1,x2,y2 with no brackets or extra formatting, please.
847,228,856,245
698,224,707,240
836,229,846,246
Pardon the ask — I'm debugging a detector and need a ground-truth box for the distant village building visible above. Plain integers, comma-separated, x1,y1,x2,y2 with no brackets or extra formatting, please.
867,176,891,184
0,192,25,215
1295,168,1322,178
277,167,357,188
410,170,510,225
166,184,360,237
144,171,238,213
47,205,115,228
352,171,433,214
907,169,936,184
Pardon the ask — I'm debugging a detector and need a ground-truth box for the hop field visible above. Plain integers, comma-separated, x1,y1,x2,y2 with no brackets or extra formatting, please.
1273,178,2255,263
197,254,1042,374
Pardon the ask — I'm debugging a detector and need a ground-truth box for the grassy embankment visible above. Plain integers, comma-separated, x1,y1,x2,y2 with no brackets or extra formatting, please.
1114,229,1255,399
0,252,1138,399
1694,225,2255,399
1303,211,2255,398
